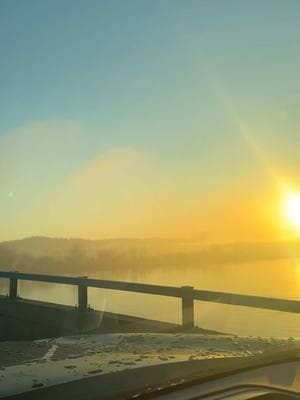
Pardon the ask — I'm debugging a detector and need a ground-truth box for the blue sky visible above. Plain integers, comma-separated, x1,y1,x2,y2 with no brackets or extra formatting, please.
1,0,300,240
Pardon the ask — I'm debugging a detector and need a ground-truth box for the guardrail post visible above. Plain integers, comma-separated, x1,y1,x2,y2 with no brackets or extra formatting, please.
181,286,194,329
77,277,88,311
9,277,18,300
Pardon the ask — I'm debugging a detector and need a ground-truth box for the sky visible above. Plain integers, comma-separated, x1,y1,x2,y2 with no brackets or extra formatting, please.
1,0,300,242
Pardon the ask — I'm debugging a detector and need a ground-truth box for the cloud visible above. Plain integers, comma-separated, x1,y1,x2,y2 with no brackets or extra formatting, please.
0,120,166,240
61,147,143,191
36,147,157,237
0,120,87,195
0,120,91,239
0,121,280,242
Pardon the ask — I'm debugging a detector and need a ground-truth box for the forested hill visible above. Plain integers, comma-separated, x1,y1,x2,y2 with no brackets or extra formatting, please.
0,236,299,274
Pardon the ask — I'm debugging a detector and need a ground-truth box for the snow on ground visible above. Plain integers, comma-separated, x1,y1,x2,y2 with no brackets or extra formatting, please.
0,333,296,398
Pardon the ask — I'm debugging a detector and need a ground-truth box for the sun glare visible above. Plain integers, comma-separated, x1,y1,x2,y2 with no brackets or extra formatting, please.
285,192,300,229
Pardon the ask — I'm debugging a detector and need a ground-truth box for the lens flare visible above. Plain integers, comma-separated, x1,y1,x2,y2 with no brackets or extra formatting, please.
284,192,300,229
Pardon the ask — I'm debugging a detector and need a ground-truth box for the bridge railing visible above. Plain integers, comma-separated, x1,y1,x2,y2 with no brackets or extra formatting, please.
0,270,299,328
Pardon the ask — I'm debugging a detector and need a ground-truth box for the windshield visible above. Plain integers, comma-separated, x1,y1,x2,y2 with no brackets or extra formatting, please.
1,0,300,398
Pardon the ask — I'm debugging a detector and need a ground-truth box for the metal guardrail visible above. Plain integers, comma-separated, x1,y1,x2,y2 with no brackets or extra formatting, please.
0,270,299,328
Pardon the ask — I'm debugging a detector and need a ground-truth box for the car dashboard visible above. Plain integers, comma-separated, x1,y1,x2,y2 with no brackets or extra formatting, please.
145,360,300,400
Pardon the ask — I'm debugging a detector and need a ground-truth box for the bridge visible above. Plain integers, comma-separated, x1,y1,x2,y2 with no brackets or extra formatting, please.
0,270,300,329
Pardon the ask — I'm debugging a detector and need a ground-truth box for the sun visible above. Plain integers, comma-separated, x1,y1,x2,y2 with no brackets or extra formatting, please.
284,192,300,229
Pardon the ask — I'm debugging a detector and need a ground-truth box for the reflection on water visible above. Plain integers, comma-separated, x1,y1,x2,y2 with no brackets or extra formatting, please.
1,259,300,338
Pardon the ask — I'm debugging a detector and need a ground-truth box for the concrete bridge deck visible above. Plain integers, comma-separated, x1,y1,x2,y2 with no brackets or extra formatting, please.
0,296,182,340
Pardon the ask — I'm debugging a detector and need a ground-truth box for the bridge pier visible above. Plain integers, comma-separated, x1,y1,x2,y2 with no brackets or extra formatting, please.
181,286,194,329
